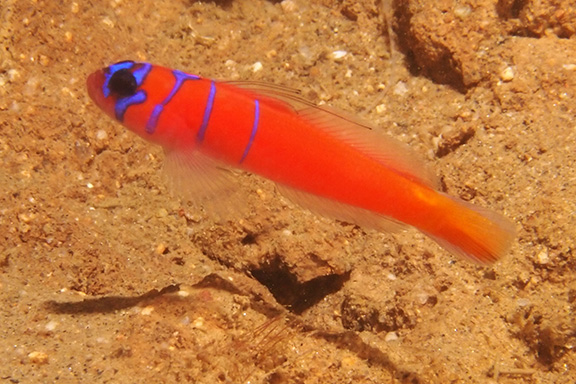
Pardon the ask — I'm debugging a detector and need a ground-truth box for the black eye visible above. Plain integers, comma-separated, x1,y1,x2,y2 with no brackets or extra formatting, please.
108,68,138,97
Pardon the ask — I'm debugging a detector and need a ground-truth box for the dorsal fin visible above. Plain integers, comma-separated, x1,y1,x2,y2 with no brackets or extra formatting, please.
224,80,315,111
297,105,439,188
229,81,438,189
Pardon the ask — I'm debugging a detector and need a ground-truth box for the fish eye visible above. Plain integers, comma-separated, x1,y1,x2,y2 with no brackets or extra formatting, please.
108,68,138,97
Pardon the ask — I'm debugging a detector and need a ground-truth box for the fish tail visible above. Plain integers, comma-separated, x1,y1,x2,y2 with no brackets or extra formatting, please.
427,194,515,264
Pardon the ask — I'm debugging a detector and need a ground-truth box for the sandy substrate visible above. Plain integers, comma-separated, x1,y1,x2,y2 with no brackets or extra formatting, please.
1,0,575,383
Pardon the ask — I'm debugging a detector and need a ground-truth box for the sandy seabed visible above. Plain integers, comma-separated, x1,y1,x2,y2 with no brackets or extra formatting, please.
1,0,575,383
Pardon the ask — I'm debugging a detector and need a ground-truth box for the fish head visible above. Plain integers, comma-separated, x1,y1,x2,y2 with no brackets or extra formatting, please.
87,60,194,150
87,60,151,127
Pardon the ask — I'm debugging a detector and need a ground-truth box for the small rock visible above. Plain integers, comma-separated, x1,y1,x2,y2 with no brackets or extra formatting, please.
141,306,154,316
393,81,408,96
331,50,347,61
28,351,49,364
385,332,399,342
500,67,515,82
536,248,549,264
192,317,205,329
251,62,263,73
280,0,297,13
454,5,472,19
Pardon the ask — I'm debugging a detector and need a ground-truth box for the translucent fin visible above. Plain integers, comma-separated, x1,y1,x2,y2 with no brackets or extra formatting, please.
426,193,516,264
297,106,440,189
225,80,315,111
276,184,406,233
163,149,249,219
230,81,438,189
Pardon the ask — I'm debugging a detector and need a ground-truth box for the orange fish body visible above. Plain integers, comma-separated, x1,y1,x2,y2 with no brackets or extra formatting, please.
87,61,515,263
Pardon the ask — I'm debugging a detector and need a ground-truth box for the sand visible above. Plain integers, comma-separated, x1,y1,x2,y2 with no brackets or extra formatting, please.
1,0,575,382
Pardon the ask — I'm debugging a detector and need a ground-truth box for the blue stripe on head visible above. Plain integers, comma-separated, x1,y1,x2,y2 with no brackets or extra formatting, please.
173,69,201,82
103,61,151,100
145,69,201,134
146,104,164,134
239,99,260,164
103,61,135,98
197,81,217,142
131,63,152,88
103,61,152,122
115,90,147,122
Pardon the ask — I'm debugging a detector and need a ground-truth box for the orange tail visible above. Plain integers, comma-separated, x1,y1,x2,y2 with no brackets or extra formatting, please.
427,194,515,264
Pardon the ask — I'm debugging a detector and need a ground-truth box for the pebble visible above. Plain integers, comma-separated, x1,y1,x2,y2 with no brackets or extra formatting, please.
8,69,21,81
28,351,49,364
385,332,399,342
95,129,108,140
331,50,348,61
280,0,297,13
536,248,549,264
454,5,472,19
39,55,50,66
45,320,58,331
192,316,205,328
500,66,515,82
155,243,167,255
393,81,408,96
375,103,387,114
101,16,114,28
140,306,154,316
251,61,263,73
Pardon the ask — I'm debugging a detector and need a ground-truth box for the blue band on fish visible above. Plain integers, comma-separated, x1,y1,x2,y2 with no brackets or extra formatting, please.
115,90,147,122
197,81,217,142
239,99,260,164
146,69,201,134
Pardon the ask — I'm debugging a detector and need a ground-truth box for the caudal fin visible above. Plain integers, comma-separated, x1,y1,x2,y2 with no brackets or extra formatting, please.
427,194,516,264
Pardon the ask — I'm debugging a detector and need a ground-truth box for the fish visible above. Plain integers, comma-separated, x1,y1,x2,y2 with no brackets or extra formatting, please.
86,60,515,264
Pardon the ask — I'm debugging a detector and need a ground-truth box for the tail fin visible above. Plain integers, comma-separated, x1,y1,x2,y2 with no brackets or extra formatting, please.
427,194,515,264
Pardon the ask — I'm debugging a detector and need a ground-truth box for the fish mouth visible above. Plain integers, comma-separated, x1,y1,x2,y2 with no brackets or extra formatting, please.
86,69,117,119
86,69,105,104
